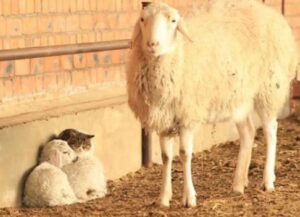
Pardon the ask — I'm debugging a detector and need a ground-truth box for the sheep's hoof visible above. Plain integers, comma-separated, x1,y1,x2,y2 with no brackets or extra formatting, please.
263,183,275,192
158,194,172,208
232,184,244,195
183,195,197,208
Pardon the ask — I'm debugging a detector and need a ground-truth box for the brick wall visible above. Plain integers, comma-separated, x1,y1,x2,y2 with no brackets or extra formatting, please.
0,0,194,104
0,0,298,105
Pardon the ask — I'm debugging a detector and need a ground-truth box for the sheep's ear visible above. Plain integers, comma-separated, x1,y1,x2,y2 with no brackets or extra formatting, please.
132,20,142,47
48,149,62,168
177,18,193,43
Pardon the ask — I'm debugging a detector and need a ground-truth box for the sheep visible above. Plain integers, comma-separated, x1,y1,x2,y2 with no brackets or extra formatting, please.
62,155,107,201
23,140,78,207
126,0,298,208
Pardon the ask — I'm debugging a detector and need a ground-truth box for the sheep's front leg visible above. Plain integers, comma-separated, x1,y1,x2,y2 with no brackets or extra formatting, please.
159,135,174,207
233,119,253,194
180,128,196,208
262,118,277,192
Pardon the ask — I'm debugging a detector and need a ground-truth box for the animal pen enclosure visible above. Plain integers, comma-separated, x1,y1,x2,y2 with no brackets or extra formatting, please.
0,0,299,216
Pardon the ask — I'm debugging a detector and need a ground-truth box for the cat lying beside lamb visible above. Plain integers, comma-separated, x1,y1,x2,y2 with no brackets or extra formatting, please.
23,129,107,207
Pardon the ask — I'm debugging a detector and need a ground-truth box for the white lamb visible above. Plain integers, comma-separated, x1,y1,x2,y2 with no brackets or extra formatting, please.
127,0,298,207
62,155,107,201
23,140,78,207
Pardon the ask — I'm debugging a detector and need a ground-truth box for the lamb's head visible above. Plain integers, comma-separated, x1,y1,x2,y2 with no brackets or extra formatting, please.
133,2,192,57
40,140,78,168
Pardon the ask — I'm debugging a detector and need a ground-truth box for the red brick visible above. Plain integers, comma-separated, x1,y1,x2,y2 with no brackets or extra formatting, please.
79,15,95,30
23,17,38,35
30,58,44,74
49,0,57,12
0,17,6,36
56,0,63,12
35,74,44,92
57,71,71,88
292,27,300,40
89,69,97,84
43,73,57,90
73,54,86,69
95,67,105,83
42,0,49,13
4,79,13,98
62,0,70,12
66,15,80,31
3,0,12,15
287,16,300,29
38,17,53,33
60,55,74,70
43,56,61,73
15,59,30,76
19,0,26,14
7,18,22,36
103,66,116,82
0,79,4,98
89,0,97,11
0,61,15,77
12,77,22,96
71,70,88,86
27,0,35,13
11,0,20,14
21,76,36,94
285,4,300,16
53,16,66,32
35,0,42,13
77,0,84,11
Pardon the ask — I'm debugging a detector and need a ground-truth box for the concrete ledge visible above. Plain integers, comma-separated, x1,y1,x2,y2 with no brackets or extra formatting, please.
0,82,127,129
0,102,141,208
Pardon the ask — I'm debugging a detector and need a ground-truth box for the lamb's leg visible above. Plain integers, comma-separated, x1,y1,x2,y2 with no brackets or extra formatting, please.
244,116,256,187
233,119,253,194
262,117,277,192
179,128,196,208
159,135,174,207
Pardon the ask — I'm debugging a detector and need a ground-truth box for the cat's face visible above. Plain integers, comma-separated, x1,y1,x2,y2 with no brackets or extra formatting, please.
58,129,95,156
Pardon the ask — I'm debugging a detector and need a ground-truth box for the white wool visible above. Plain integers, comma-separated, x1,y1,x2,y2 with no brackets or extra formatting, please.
62,156,107,201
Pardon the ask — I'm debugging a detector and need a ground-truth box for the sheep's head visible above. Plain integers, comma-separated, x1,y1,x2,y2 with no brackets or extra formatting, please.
133,2,192,57
40,140,78,168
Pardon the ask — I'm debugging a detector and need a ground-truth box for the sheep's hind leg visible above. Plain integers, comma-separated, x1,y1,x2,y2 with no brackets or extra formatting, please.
261,117,278,192
158,135,174,207
233,118,254,194
180,128,196,208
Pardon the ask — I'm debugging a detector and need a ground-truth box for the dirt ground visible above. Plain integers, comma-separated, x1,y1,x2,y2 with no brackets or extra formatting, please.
1,118,299,217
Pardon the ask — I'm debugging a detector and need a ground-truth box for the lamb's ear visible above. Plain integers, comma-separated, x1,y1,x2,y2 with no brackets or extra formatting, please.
48,149,62,168
131,20,142,47
177,18,193,43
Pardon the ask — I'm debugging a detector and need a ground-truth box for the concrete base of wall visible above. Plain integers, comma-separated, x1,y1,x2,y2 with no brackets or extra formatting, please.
0,103,141,208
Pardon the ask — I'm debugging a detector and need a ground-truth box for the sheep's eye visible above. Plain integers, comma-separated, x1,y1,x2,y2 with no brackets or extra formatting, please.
172,19,176,23
63,151,68,154
140,18,144,22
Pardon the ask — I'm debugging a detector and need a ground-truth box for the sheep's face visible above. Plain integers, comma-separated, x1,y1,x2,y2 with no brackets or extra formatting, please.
41,140,78,168
138,4,182,57
56,142,78,166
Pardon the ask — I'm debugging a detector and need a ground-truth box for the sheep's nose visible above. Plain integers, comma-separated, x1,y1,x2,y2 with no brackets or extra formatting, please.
147,41,159,48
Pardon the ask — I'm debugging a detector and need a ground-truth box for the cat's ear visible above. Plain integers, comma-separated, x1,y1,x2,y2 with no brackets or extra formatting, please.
86,134,95,139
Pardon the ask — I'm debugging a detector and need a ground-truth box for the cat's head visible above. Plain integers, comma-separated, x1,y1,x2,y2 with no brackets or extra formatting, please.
58,129,95,156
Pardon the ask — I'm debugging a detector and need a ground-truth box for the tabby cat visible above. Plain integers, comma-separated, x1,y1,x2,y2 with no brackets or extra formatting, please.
58,129,95,156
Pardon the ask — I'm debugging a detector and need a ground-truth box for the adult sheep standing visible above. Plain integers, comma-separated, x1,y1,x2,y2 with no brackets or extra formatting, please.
126,0,298,208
